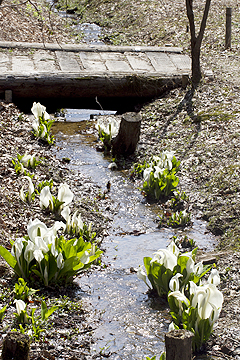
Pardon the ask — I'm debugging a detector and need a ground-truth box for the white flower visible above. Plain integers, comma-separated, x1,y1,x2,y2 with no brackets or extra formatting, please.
51,241,58,257
108,118,119,138
24,240,35,264
168,322,176,331
11,238,25,277
57,253,64,269
33,249,44,263
43,111,50,121
14,299,29,323
31,102,46,119
27,219,48,242
20,176,35,203
169,273,183,292
194,261,203,276
167,241,180,257
57,183,74,208
40,186,54,210
137,265,147,284
80,251,90,265
186,257,195,275
20,153,35,167
89,244,96,257
40,124,47,139
71,211,78,231
208,268,220,285
168,290,190,312
61,207,84,235
19,186,26,202
32,117,39,133
43,232,55,246
11,237,24,260
14,299,26,315
154,165,164,179
49,221,66,235
95,117,119,139
143,167,153,183
189,281,223,321
61,206,71,221
199,284,223,321
151,249,177,271
162,150,175,170
34,236,49,254
73,213,84,235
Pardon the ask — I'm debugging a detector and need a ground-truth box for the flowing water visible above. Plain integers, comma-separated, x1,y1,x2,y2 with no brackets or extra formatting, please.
52,109,216,359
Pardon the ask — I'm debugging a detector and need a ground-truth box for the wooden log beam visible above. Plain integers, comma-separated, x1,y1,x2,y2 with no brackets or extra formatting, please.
0,74,183,100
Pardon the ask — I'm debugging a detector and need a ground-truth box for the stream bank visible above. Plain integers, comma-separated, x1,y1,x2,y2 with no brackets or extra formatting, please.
0,97,239,359
0,0,240,358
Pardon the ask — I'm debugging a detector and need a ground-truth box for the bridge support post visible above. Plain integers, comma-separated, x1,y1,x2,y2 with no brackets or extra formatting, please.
5,90,12,103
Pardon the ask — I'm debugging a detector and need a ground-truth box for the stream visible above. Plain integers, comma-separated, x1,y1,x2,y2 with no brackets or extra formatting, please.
52,109,216,360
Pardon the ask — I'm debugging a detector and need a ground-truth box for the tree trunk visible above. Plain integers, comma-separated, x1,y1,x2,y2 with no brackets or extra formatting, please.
2,332,30,360
191,46,201,85
112,112,141,157
186,0,211,86
165,329,194,360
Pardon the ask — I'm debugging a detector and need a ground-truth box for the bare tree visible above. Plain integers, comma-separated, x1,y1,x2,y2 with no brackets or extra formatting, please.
186,0,211,85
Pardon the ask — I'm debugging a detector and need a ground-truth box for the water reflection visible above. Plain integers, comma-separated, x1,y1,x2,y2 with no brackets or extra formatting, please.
52,111,216,359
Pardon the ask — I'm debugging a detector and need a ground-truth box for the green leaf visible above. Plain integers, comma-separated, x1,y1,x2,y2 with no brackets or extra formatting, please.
0,245,17,268
0,304,7,321
41,301,58,320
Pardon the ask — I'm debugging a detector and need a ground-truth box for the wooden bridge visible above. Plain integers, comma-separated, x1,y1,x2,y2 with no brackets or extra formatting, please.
0,41,191,101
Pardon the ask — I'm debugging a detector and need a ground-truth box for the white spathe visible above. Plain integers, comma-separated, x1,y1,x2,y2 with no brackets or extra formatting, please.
14,299,26,315
32,117,39,133
27,218,49,242
20,153,35,167
169,273,183,292
24,240,35,264
151,249,177,271
31,102,46,119
167,241,180,257
208,268,220,285
57,183,74,207
80,251,90,265
168,290,190,312
20,176,35,203
143,167,153,183
33,249,44,263
34,236,49,254
40,186,54,210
